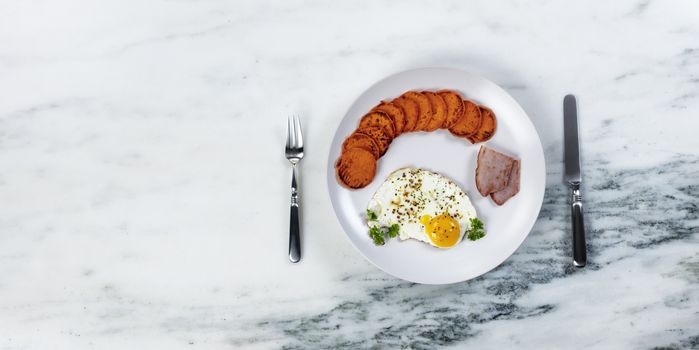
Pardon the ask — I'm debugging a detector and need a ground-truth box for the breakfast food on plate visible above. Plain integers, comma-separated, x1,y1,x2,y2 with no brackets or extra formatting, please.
359,111,395,139
467,106,497,144
336,148,377,189
355,126,391,156
372,101,406,135
475,146,514,196
403,91,433,131
476,146,520,205
391,96,419,132
366,168,485,247
336,89,498,189
491,159,520,205
448,100,482,139
438,90,464,129
423,91,447,131
341,132,381,159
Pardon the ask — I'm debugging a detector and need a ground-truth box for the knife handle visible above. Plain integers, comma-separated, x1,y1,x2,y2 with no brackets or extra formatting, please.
571,184,587,267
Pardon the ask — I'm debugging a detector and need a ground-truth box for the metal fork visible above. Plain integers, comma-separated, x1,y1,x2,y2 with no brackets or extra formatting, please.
285,115,304,263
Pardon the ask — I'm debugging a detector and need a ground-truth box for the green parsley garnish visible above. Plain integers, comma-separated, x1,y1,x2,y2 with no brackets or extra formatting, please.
368,223,399,245
387,224,400,238
467,218,485,241
369,225,385,245
366,209,378,221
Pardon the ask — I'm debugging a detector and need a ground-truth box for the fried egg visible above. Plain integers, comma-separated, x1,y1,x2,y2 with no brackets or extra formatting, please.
367,168,478,248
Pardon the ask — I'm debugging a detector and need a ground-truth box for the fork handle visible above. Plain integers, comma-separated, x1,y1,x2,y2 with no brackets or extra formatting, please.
289,165,301,263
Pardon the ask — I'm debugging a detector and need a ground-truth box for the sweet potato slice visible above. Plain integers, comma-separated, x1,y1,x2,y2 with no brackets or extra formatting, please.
336,148,377,189
391,96,419,132
438,90,464,129
423,91,447,131
342,132,380,159
356,126,391,156
372,101,406,135
467,106,497,143
448,100,482,137
403,91,433,131
358,111,395,139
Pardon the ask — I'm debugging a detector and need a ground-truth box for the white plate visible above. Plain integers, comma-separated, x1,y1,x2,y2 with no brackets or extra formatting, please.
326,68,546,284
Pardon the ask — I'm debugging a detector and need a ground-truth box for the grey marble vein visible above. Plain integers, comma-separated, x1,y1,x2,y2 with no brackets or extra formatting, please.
251,154,699,349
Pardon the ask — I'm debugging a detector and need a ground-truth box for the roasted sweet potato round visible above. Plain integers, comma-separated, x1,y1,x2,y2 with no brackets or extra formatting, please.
467,106,497,143
448,100,482,137
335,89,499,190
438,90,464,129
403,91,433,131
356,125,392,156
372,101,406,135
423,91,447,131
335,148,377,189
342,132,380,159
391,96,419,132
358,111,395,139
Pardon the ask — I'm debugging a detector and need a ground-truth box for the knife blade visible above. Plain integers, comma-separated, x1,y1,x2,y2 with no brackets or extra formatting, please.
564,95,581,184
563,94,587,267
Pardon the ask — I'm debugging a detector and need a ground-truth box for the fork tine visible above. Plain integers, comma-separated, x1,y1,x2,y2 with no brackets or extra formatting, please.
291,115,298,147
286,115,293,148
293,115,303,148
291,115,297,148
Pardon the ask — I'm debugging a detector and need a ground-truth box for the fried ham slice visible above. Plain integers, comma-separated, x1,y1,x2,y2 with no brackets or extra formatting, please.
491,159,520,205
476,146,515,197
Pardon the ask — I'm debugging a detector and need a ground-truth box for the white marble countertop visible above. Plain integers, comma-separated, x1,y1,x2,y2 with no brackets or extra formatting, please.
1,0,698,349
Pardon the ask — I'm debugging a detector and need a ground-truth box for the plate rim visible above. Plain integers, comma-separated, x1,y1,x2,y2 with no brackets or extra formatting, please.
326,67,546,284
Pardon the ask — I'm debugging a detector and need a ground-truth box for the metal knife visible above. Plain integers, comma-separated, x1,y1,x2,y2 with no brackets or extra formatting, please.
564,94,587,267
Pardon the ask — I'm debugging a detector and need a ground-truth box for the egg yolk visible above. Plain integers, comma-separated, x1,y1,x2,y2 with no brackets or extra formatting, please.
420,214,461,248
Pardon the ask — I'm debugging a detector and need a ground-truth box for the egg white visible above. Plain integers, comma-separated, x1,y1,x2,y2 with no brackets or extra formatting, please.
367,168,478,248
